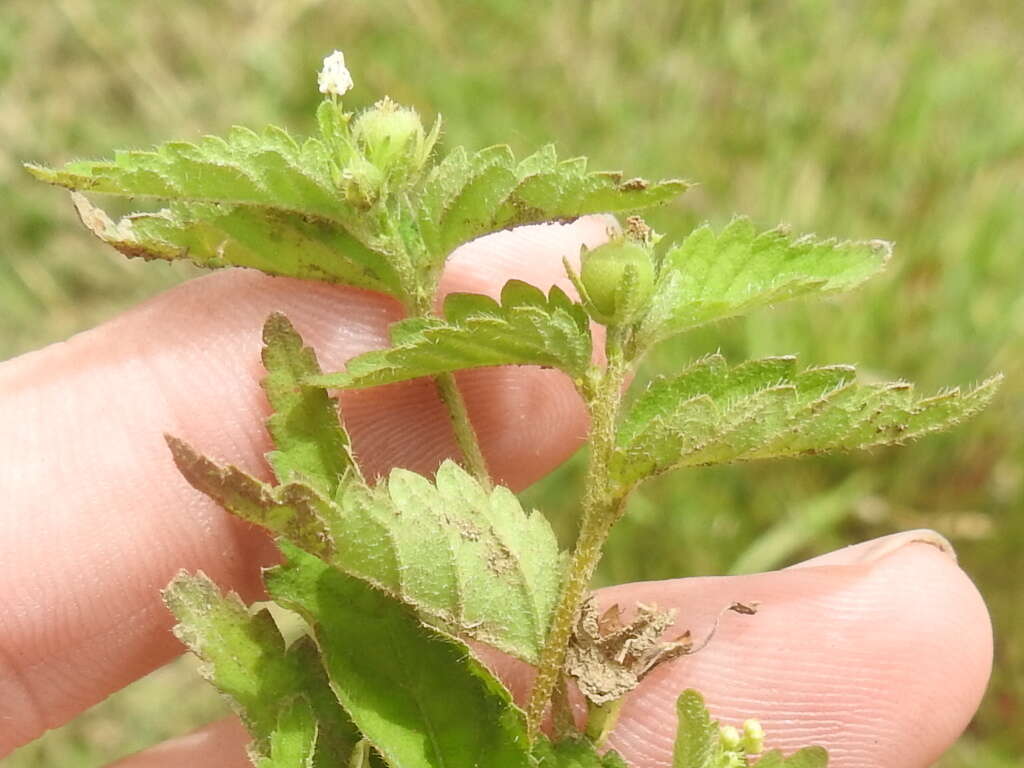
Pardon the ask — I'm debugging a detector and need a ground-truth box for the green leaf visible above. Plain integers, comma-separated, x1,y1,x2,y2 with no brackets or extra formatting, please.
265,542,533,768
29,124,411,296
166,436,335,559
171,435,563,663
672,690,721,768
257,696,318,768
163,572,358,767
326,460,564,664
261,313,358,496
639,218,892,346
28,126,345,219
532,737,630,767
417,143,688,269
308,280,593,390
66,191,405,295
613,354,1002,487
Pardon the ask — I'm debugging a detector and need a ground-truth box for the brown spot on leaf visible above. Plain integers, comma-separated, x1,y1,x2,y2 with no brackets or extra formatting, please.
620,177,649,191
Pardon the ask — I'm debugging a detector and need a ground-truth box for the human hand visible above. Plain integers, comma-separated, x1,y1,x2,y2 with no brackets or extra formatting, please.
0,218,990,767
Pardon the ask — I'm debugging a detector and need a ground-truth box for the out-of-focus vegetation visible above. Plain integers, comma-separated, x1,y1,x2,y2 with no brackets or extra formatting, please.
3,0,1021,765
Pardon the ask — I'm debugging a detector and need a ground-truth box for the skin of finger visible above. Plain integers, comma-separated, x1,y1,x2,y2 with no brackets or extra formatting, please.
114,540,992,768
580,542,992,768
107,718,251,768
0,217,609,755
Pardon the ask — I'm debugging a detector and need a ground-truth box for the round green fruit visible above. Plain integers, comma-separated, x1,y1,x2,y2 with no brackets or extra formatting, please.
580,239,655,325
351,97,425,172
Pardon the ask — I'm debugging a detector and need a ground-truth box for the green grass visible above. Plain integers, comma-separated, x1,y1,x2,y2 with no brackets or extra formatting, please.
3,0,1022,764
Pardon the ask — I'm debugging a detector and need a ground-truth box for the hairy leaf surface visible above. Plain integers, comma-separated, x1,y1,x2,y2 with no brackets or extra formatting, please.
170,437,563,663
257,696,318,768
532,737,630,767
28,127,347,219
417,143,687,268
167,435,336,559
640,218,891,346
327,460,564,664
164,572,357,767
266,543,533,768
70,194,404,295
261,313,358,496
29,126,410,296
309,281,593,390
614,354,1001,487
672,689,720,768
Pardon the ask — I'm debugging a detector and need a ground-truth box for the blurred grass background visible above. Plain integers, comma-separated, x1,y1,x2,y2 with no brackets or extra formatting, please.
2,0,1021,765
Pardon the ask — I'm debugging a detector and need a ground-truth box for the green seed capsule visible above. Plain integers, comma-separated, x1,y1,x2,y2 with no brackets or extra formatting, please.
351,96,425,173
579,239,655,325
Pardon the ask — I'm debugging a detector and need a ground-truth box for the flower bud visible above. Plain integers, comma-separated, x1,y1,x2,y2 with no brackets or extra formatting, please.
352,97,427,177
742,718,765,754
719,724,742,750
579,237,655,325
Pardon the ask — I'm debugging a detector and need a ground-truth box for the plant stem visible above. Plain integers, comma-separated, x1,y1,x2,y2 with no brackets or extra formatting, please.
434,371,492,489
407,281,493,490
525,328,629,736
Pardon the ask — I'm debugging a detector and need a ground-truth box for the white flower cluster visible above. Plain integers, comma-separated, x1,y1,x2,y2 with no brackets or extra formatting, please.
318,50,353,97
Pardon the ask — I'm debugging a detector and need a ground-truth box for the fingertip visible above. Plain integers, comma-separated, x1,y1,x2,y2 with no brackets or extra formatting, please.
591,536,993,767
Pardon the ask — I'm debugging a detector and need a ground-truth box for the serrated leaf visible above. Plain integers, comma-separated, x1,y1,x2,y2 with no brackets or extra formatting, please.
417,143,688,269
163,572,358,767
171,437,563,663
166,436,335,559
639,218,892,346
28,126,346,220
532,737,630,767
257,696,318,768
265,542,533,768
613,354,1001,487
672,690,721,768
261,313,358,496
29,125,412,297
326,460,564,664
308,280,593,390
69,195,405,295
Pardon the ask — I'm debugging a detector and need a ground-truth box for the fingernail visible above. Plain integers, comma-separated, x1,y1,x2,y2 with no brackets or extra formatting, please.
786,528,957,570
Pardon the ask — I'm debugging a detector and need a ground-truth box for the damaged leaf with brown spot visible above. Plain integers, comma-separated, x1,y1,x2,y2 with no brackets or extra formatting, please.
565,597,692,705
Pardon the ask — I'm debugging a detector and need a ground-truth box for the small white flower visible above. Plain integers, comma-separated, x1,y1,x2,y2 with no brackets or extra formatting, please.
318,50,353,97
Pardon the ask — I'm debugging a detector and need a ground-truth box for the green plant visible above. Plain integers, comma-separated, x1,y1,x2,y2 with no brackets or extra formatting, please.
26,50,999,767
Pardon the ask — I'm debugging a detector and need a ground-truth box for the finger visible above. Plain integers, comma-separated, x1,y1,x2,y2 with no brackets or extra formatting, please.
580,532,991,768
113,532,990,768
107,718,250,768
0,216,610,755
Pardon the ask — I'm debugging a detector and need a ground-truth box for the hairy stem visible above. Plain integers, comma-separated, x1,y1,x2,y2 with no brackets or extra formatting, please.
434,371,492,489
525,328,629,735
407,272,493,490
